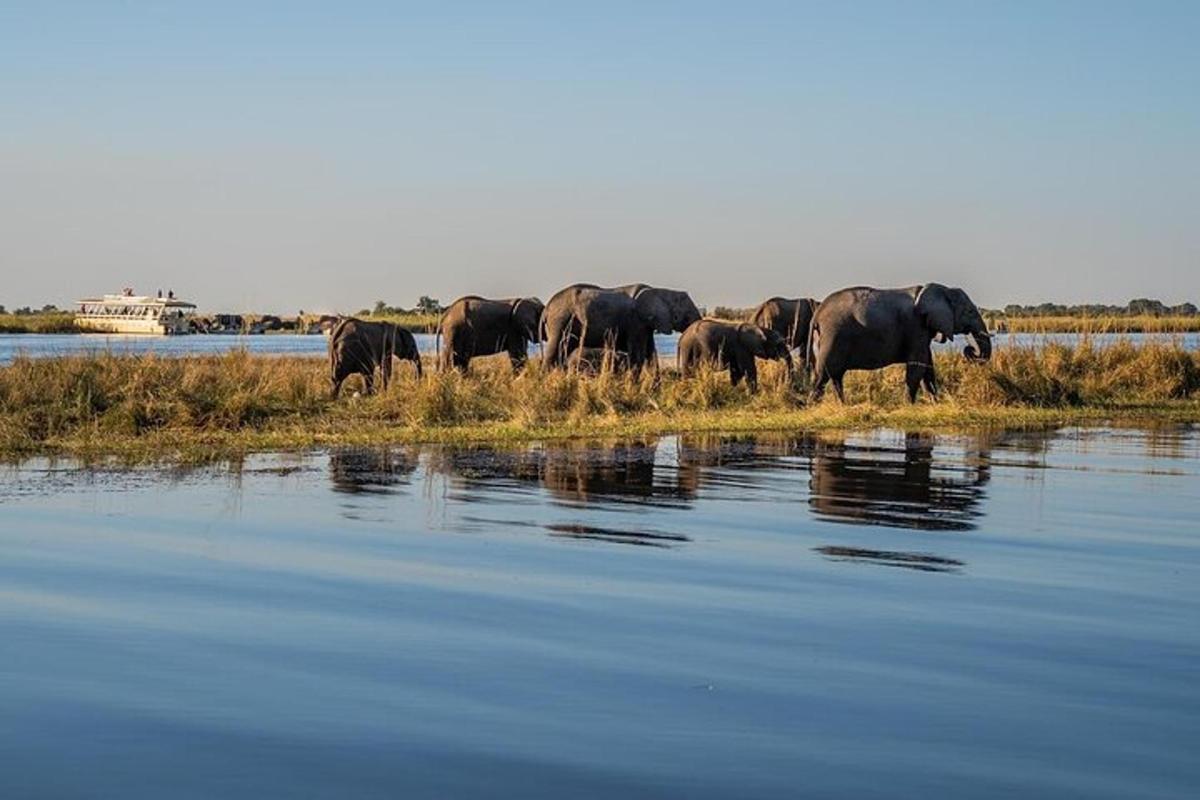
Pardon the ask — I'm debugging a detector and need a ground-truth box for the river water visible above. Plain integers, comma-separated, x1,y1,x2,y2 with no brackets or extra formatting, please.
2,331,1198,364
1,427,1197,798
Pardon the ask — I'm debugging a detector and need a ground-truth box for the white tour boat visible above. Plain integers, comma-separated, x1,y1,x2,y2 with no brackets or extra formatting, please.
75,290,197,335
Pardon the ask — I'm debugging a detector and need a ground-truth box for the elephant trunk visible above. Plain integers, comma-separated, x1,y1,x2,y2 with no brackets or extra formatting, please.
963,330,992,362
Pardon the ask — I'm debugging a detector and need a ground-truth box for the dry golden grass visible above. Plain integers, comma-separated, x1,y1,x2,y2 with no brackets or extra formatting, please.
1,340,1197,456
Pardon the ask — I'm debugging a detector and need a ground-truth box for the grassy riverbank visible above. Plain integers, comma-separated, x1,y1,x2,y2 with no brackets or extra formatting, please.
2,339,1197,457
359,311,441,333
0,313,81,334
984,315,1200,333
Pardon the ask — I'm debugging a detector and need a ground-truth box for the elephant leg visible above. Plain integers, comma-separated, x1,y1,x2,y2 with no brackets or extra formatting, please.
543,320,566,368
453,349,470,372
831,374,846,403
922,366,939,400
644,331,659,373
729,362,743,386
744,358,759,392
381,358,392,391
810,351,836,402
810,372,827,402
330,374,344,399
509,343,528,371
631,333,654,377
553,319,585,369
362,372,375,396
905,362,924,403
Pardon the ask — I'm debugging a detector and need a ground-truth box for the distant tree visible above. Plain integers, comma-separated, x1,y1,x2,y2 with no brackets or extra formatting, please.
711,306,754,321
14,306,32,315
40,304,60,313
1127,298,1167,316
373,300,389,316
415,296,442,315
1170,302,1198,316
0,305,6,315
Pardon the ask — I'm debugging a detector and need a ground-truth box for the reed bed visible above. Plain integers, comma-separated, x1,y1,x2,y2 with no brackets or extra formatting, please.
0,313,81,334
362,311,442,333
986,315,1200,333
1,339,1197,455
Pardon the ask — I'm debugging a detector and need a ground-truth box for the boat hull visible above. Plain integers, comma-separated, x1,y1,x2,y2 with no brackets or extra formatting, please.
75,316,192,335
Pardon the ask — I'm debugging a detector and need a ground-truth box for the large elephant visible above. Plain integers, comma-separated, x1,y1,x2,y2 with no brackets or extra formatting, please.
808,283,991,403
808,431,991,533
750,297,820,363
540,283,701,369
436,295,544,371
677,319,792,391
329,317,422,398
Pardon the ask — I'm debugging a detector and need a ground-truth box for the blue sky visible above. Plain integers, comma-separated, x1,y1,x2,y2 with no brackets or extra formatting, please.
1,1,1197,312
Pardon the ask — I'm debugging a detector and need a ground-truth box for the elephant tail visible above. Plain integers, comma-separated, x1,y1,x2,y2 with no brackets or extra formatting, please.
328,316,348,374
535,309,548,362
411,331,423,378
434,309,448,366
807,319,820,381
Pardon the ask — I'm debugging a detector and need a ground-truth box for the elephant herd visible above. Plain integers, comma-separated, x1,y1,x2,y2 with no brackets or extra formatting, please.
328,281,993,402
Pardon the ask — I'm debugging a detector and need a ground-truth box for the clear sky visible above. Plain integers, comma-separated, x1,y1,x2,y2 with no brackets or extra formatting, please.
1,1,1197,313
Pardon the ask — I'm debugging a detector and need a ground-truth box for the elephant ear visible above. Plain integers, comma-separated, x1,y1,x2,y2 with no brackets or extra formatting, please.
672,290,702,329
635,289,673,334
511,298,542,339
740,323,768,353
768,328,788,353
916,284,955,343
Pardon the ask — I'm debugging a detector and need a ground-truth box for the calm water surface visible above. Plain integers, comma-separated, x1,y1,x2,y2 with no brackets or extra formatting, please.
1,427,1198,798
2,331,1198,364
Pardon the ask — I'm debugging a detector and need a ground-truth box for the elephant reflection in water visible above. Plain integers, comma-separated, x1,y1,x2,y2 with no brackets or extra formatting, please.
429,438,692,509
424,439,694,547
807,432,992,532
674,432,819,498
541,440,671,506
328,447,419,494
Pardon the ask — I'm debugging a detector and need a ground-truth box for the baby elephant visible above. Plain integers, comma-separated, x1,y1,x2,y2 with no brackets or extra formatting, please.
437,295,544,372
677,320,792,391
329,317,422,398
